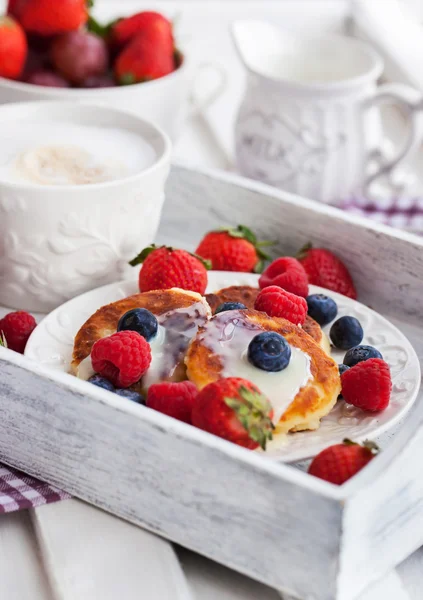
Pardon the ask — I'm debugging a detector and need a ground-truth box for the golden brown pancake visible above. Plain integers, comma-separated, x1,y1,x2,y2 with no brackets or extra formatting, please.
186,309,340,434
71,288,211,385
205,285,330,353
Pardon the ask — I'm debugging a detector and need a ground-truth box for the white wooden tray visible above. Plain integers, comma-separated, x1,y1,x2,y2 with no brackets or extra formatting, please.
0,164,423,600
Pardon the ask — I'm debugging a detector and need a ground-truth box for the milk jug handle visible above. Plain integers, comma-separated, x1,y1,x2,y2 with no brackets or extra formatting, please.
363,83,423,196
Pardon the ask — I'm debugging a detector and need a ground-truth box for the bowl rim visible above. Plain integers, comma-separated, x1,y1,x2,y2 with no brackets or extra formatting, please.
0,100,172,192
0,55,188,96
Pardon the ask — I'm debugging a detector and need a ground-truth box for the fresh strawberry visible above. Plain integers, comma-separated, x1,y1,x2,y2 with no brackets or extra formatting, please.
9,0,88,36
341,358,392,411
91,330,151,388
112,11,173,51
259,257,308,297
0,311,36,353
130,245,210,295
147,381,198,424
191,377,274,450
114,32,174,84
297,244,357,299
0,16,27,80
308,439,379,485
195,225,273,273
255,286,308,326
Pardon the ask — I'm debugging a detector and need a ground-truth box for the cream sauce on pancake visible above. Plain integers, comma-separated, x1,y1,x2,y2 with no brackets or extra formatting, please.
76,301,208,387
198,310,312,423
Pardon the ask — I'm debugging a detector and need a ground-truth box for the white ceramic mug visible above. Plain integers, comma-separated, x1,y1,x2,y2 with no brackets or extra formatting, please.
232,21,423,204
0,102,171,313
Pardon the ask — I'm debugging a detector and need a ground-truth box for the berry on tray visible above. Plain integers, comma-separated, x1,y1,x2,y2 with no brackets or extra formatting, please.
91,330,151,388
259,257,308,297
340,358,392,411
297,244,357,299
88,374,115,391
215,302,247,314
195,225,273,273
25,69,70,87
306,294,338,326
248,331,291,372
0,16,27,80
9,0,88,36
0,311,36,353
111,11,174,52
115,389,145,404
330,316,363,350
191,377,274,450
118,308,158,342
51,31,108,85
254,286,308,326
338,364,350,376
147,381,198,424
130,245,210,295
115,32,174,84
308,439,379,485
343,345,383,367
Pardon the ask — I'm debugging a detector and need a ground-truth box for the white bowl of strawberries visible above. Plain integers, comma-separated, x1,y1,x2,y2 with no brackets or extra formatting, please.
0,2,191,139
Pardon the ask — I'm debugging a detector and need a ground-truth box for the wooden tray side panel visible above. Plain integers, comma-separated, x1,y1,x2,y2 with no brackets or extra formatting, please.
338,399,423,600
161,165,423,322
0,352,343,600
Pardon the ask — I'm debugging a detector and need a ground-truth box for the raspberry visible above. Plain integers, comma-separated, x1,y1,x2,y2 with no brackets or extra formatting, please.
147,381,198,424
91,331,151,388
254,286,307,326
0,311,36,353
259,257,309,297
341,358,392,411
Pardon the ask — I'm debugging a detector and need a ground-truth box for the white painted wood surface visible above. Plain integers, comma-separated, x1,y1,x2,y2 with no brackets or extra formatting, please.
33,500,192,600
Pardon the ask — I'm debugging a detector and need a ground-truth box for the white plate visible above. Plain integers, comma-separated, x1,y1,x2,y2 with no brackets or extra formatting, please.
25,271,421,462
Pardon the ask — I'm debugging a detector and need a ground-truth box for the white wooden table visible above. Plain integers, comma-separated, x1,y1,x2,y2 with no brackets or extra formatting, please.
0,1,422,598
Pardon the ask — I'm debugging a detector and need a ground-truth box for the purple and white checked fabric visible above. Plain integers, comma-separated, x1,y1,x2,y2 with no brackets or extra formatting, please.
343,195,423,234
0,464,70,514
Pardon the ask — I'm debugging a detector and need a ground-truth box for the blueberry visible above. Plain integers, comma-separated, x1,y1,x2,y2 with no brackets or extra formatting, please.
330,316,363,350
115,389,145,404
117,308,158,341
248,331,291,372
338,364,350,376
88,374,115,391
215,302,247,314
343,345,382,367
306,294,338,326
338,364,349,398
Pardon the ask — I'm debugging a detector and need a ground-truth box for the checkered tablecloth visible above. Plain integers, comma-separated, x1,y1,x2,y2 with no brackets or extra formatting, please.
343,195,423,234
0,464,70,513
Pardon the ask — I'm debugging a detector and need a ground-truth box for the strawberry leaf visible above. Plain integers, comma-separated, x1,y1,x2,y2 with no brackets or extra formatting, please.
0,332,7,348
190,252,212,270
119,73,137,86
87,15,118,38
296,242,313,260
129,244,159,266
129,246,212,270
224,386,274,450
